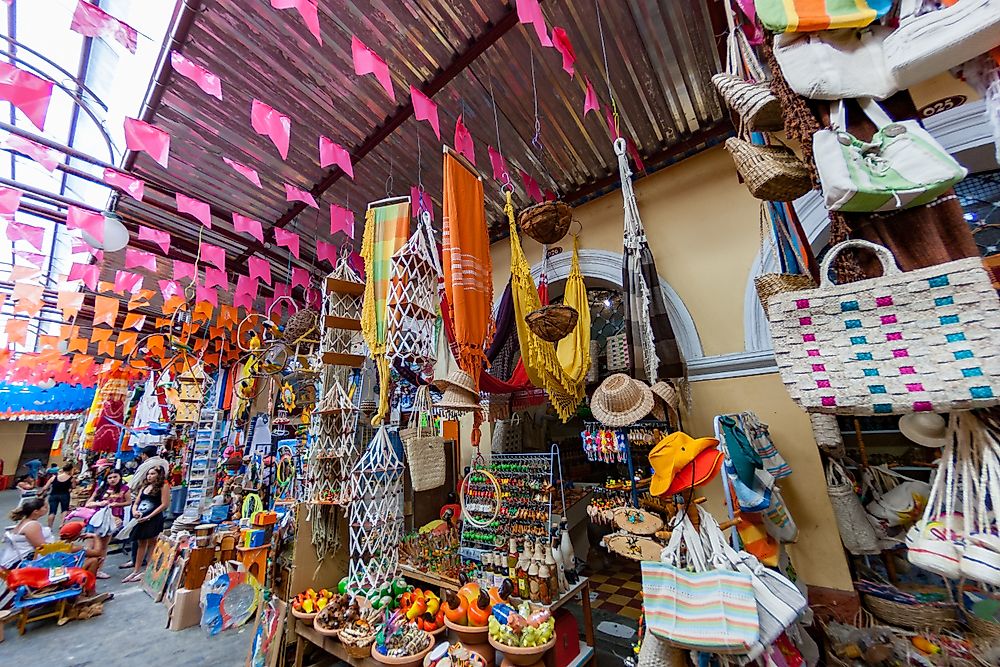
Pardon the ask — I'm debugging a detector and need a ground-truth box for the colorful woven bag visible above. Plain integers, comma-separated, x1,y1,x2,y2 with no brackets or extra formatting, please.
755,0,892,33
642,513,759,654
768,240,1000,415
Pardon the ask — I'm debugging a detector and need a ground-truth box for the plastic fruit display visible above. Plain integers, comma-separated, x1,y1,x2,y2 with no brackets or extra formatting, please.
371,610,433,667
488,601,555,648
443,592,469,625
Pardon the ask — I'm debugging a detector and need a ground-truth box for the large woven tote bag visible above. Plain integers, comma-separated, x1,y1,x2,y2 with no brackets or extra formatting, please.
401,386,446,492
768,240,1000,415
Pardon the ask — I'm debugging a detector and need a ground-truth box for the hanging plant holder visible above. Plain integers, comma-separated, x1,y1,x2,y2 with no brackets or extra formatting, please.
321,256,366,367
517,201,572,245
525,304,579,342
386,212,440,372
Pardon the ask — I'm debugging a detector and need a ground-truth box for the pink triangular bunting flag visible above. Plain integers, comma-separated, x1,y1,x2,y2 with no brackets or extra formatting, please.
234,275,258,310
223,157,262,187
248,256,272,286
4,134,60,171
330,204,354,239
102,168,144,202
68,263,98,291
583,77,600,117
138,226,170,254
173,260,195,282
233,213,264,243
352,36,394,101
199,242,226,271
159,279,183,302
410,86,440,139
195,284,218,307
250,99,291,160
273,228,300,259
176,193,212,228
551,27,576,76
124,118,170,168
0,186,22,215
70,1,138,53
0,61,53,131
488,146,509,182
410,186,433,221
5,221,44,250
319,136,353,178
316,239,337,265
124,248,157,272
270,0,322,44
66,206,104,243
204,267,228,290
114,270,143,294
454,114,476,166
291,266,310,291
284,183,318,208
519,171,544,204
170,51,222,100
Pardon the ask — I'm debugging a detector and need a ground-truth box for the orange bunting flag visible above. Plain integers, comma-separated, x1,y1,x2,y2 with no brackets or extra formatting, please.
162,295,185,315
153,317,171,329
128,288,155,311
59,324,78,341
192,338,208,353
192,301,214,323
97,338,116,357
90,327,113,343
147,335,165,357
10,265,41,282
12,297,42,317
12,280,42,303
217,304,238,330
93,295,119,327
117,331,138,356
208,325,224,341
4,318,28,346
68,337,89,354
98,280,116,294
57,290,85,320
37,334,58,350
122,313,146,331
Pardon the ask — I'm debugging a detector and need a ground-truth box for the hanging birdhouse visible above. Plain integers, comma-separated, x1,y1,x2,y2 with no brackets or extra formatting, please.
321,258,366,367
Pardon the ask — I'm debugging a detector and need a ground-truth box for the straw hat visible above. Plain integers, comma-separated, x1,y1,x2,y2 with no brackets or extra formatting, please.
899,413,948,448
433,370,481,412
590,374,654,427
612,507,664,536
650,381,680,425
604,533,664,561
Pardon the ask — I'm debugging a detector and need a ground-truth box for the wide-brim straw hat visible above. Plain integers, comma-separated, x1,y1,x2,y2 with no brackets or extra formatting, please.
650,381,680,424
433,370,477,395
612,507,664,536
899,413,949,448
433,370,482,412
590,374,654,427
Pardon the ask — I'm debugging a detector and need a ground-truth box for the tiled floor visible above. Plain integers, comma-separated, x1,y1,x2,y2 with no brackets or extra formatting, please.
586,558,644,620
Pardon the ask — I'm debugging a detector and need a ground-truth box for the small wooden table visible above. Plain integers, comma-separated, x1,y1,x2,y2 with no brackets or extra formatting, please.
293,618,378,667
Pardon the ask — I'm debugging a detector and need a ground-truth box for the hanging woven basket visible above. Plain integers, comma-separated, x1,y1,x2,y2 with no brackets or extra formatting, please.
517,201,572,245
283,308,319,343
525,304,578,342
711,73,784,132
754,273,816,317
725,138,812,202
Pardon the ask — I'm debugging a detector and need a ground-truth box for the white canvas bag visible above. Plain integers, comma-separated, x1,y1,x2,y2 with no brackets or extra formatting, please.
885,0,1000,90
773,27,897,100
813,98,967,212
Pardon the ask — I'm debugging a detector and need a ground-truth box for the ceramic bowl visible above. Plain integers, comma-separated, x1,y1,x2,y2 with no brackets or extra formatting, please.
370,633,434,667
444,616,489,644
488,635,556,666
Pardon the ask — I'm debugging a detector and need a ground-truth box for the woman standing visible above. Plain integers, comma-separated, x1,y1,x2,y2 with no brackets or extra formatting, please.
123,467,170,583
85,470,131,579
1,498,53,568
44,463,75,529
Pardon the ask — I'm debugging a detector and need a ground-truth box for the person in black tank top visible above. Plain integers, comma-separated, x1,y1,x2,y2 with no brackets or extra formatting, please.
123,467,170,583
45,463,74,529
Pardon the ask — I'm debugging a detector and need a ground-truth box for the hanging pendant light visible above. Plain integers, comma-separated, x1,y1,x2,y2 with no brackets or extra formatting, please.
82,212,129,252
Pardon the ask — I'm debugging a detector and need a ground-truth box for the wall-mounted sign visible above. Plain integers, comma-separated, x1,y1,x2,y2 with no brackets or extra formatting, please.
918,95,967,119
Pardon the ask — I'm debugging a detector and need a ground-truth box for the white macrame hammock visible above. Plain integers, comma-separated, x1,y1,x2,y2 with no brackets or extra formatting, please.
386,211,441,373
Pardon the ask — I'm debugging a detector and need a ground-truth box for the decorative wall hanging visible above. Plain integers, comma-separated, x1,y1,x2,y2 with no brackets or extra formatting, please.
347,425,404,594
386,210,440,375
361,197,411,425
308,378,358,505
768,240,1000,415
507,195,590,422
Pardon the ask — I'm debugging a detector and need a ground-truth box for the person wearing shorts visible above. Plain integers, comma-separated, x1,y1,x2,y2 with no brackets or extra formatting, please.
45,463,74,529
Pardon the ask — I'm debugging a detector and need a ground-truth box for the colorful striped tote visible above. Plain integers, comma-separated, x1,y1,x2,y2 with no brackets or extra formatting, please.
755,0,892,33
642,514,759,654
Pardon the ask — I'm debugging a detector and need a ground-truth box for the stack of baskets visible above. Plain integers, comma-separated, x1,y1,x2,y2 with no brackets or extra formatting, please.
857,581,958,630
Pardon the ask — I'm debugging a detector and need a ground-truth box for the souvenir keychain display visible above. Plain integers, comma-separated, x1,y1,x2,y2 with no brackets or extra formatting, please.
581,420,672,507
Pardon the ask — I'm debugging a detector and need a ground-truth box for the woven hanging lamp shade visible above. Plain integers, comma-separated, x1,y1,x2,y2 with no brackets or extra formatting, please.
525,304,578,342
517,201,572,245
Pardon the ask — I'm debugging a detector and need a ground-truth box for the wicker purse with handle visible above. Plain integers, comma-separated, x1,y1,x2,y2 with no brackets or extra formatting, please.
726,137,812,202
711,5,783,132
401,386,446,492
754,205,816,317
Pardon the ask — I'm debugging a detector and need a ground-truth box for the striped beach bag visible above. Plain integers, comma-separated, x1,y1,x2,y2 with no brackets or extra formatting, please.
755,0,892,33
642,513,759,654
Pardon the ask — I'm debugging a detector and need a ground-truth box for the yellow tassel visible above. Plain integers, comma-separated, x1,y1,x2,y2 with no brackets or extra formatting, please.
360,208,391,425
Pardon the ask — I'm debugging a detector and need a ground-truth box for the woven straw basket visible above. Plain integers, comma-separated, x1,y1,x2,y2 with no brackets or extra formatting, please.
754,273,816,317
526,304,578,342
339,631,377,659
712,73,784,131
402,431,446,492
968,612,1000,639
517,201,572,245
283,308,318,343
637,635,688,667
809,413,846,457
725,138,812,202
862,594,958,630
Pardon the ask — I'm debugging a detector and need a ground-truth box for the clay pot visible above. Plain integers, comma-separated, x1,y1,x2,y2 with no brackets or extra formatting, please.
291,607,317,622
488,636,555,667
444,616,490,644
370,633,434,667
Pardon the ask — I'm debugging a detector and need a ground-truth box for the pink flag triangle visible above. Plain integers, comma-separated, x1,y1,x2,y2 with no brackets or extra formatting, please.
551,27,576,76
102,168,144,202
4,134,60,171
518,0,553,48
0,61,53,132
248,256,272,286
114,270,143,295
124,118,170,168
488,146,509,182
6,221,45,250
200,242,226,271
223,157,262,187
138,226,170,254
274,228,300,259
176,193,212,228
519,171,544,204
204,267,228,290
291,266,310,291
410,86,440,139
316,239,337,265
173,260,195,282
352,36,394,101
410,186,433,221
319,137,353,178
14,250,45,267
234,275,258,310
68,263,98,291
124,248,157,272
66,206,104,243
0,186,22,215
583,77,600,117
330,204,354,239
233,213,264,243
270,0,322,44
250,100,291,160
454,114,476,166
195,284,218,307
158,279,182,302
170,51,223,100
70,1,138,53
284,183,318,208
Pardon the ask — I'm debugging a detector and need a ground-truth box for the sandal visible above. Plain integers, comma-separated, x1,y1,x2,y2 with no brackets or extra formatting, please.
119,561,134,569
96,570,111,579
123,572,143,583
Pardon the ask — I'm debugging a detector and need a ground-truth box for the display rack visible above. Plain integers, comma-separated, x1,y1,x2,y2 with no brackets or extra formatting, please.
582,420,672,507
459,446,566,562
182,408,223,519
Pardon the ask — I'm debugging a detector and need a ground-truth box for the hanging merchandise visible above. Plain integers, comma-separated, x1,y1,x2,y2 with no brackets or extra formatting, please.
773,26,896,101
347,425,405,594
809,414,846,457
386,209,440,375
400,385,445,492
885,0,1000,91
825,458,881,555
441,149,493,444
642,509,760,654
517,200,572,246
769,240,1000,415
309,378,358,505
321,252,366,366
754,207,816,318
361,196,411,425
711,4,783,132
618,140,684,383
754,0,890,34
649,431,720,497
863,465,930,531
433,369,483,415
959,414,1000,585
813,99,967,213
589,374,653,428
508,198,591,422
725,135,812,203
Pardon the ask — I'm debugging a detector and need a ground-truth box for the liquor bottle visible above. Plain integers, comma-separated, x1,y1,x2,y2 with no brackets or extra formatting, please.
507,537,518,582
538,557,552,605
516,539,530,599
559,518,578,584
527,550,541,602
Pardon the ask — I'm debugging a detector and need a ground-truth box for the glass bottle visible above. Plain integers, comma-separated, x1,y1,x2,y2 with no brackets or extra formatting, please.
516,539,530,599
546,536,561,597
538,557,552,605
507,537,518,582
527,551,540,602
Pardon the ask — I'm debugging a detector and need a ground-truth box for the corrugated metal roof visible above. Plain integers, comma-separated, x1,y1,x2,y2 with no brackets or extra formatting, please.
113,0,730,286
